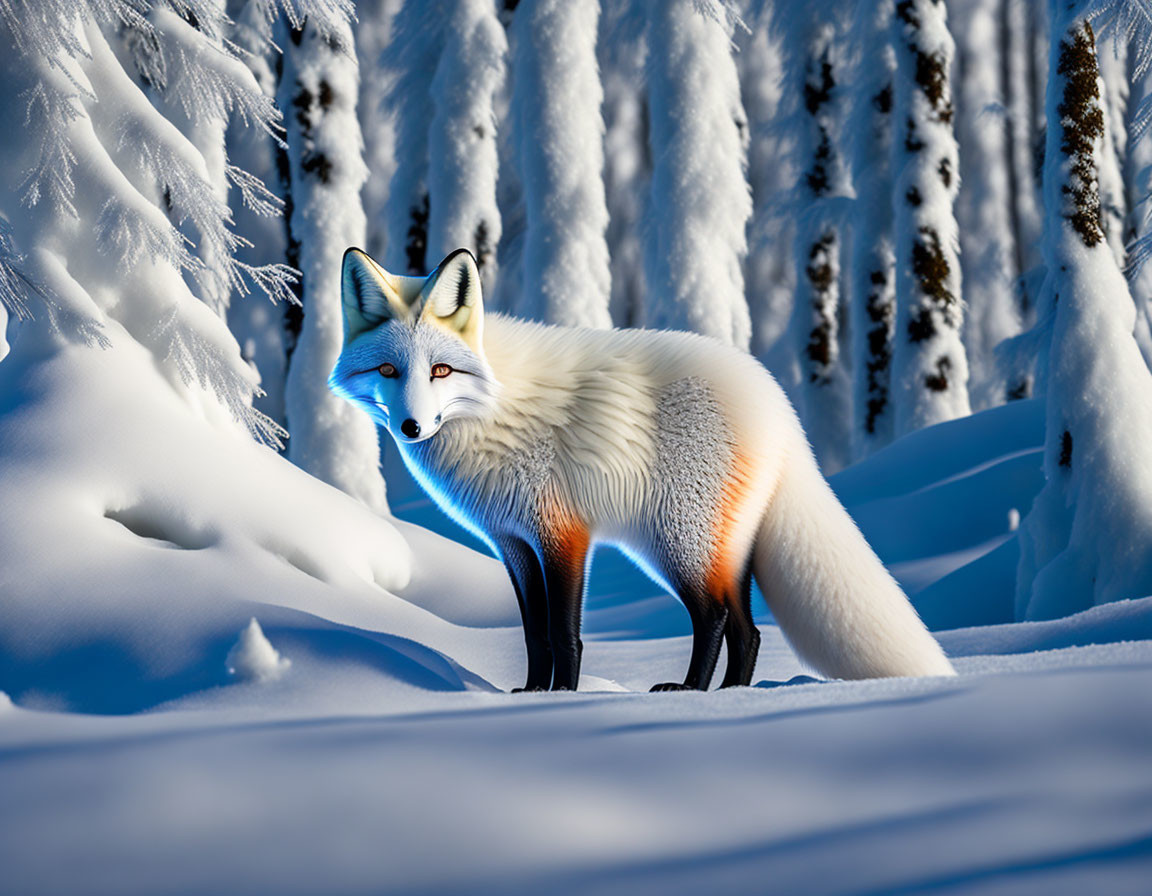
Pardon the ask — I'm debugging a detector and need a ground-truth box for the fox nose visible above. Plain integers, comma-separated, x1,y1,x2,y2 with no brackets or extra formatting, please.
401,418,420,439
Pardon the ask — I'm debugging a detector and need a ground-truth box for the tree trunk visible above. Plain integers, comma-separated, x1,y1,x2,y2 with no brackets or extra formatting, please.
1015,10,1152,621
890,0,971,434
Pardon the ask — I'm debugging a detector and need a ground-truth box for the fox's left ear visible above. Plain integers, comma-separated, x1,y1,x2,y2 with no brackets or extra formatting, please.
417,248,485,352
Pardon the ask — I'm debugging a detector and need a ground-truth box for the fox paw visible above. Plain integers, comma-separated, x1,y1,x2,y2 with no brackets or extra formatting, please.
649,682,693,692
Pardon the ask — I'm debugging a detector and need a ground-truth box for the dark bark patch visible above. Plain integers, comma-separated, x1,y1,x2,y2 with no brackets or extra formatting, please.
804,57,835,117
803,232,837,381
1058,430,1073,468
1006,376,1032,401
911,225,955,311
924,356,952,392
406,192,430,274
1056,21,1105,247
873,84,892,115
318,79,334,109
474,219,493,274
905,115,924,152
301,151,331,184
906,186,922,206
938,156,952,188
805,128,833,196
907,307,936,342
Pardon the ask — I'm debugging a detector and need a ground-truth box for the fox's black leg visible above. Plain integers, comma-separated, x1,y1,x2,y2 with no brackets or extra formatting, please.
496,536,553,692
542,555,587,691
720,565,760,688
651,595,728,692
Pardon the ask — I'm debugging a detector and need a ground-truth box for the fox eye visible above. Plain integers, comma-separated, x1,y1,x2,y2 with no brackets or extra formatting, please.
378,362,398,378
431,363,453,379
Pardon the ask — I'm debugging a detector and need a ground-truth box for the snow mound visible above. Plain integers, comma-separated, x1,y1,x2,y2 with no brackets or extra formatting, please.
226,618,290,683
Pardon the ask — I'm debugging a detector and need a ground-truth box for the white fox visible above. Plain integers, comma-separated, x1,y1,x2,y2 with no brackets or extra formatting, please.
330,247,955,691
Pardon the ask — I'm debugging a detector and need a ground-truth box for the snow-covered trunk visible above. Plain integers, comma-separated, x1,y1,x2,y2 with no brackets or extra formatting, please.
1002,0,1045,286
508,0,609,327
954,0,1020,410
278,20,388,513
890,0,971,435
600,6,648,329
846,0,896,459
739,13,796,370
1015,12,1152,621
384,0,444,275
1097,35,1128,267
643,0,751,346
780,12,851,472
1092,34,1128,267
357,0,404,261
1125,49,1152,370
426,0,506,292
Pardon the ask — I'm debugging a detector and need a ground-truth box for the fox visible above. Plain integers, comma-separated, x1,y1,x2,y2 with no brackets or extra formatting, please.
330,246,956,692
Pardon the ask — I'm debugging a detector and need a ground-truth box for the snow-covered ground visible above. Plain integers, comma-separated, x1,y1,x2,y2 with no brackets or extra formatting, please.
1,342,1150,894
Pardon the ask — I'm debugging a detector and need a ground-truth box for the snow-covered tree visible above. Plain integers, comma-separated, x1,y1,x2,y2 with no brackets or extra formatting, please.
509,0,610,327
1125,44,1152,370
278,16,388,512
643,0,751,346
739,7,796,369
226,0,292,431
1015,3,1152,621
889,0,971,435
383,0,444,276
356,0,403,261
775,4,852,470
0,0,296,448
845,0,897,458
599,2,649,329
425,0,506,291
1002,0,1045,288
953,0,1020,409
1097,32,1128,266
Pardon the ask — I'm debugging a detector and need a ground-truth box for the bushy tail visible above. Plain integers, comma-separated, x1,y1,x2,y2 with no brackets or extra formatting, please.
753,455,955,679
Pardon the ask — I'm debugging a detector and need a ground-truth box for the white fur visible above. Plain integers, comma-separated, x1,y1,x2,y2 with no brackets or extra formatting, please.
395,313,952,680
333,251,955,681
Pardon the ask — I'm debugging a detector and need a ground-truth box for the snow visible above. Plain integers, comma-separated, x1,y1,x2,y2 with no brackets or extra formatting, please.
3,2,1152,892
3,343,1151,892
226,617,292,681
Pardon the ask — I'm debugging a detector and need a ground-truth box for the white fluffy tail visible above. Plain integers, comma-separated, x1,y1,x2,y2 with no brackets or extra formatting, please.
753,455,955,679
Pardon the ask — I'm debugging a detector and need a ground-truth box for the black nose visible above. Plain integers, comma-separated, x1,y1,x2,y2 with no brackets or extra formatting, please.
401,418,420,439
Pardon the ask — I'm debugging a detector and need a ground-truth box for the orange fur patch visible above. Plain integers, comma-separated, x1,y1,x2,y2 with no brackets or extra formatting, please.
705,449,760,602
539,493,591,576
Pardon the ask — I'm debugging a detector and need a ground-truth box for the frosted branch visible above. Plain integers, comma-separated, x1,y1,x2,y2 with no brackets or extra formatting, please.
226,164,284,216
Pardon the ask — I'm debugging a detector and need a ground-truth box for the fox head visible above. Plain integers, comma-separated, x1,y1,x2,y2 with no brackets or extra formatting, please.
329,247,499,444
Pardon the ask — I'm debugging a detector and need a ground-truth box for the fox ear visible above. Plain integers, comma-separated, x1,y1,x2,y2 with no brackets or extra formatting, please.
341,248,417,343
417,248,485,351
